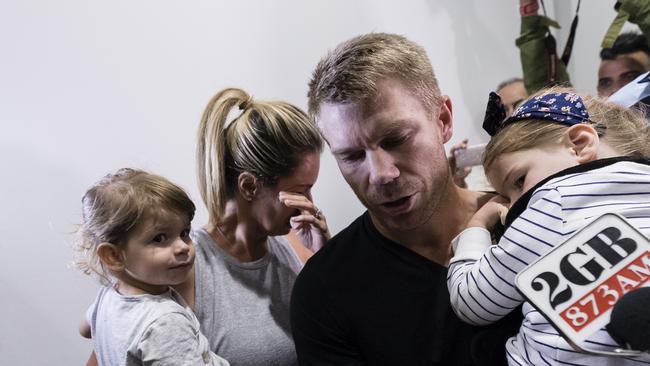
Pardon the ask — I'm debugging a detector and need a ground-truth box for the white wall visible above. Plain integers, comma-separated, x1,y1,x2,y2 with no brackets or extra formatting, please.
0,0,627,364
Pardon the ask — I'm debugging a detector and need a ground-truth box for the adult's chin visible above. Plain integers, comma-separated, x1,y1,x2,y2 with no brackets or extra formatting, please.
371,201,433,234
373,212,424,233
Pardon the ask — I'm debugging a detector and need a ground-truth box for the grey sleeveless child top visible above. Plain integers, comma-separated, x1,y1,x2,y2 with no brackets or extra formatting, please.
192,228,303,366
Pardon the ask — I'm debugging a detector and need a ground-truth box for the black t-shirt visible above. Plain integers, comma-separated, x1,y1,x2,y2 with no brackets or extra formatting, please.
290,212,521,366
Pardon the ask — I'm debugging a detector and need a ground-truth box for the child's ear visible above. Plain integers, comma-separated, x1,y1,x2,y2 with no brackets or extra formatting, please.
237,172,258,201
96,242,125,272
566,124,599,164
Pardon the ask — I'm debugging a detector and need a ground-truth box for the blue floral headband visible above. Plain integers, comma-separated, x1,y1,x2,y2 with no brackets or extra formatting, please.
482,91,591,136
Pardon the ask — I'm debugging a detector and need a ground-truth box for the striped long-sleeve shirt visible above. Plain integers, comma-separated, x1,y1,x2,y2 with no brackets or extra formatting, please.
448,159,650,366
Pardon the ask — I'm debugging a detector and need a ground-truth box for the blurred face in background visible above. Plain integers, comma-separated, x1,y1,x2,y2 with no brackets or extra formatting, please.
498,80,528,116
598,56,646,97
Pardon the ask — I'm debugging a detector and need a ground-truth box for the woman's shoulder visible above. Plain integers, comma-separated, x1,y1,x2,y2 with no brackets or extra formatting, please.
190,227,225,263
267,235,303,273
190,227,211,248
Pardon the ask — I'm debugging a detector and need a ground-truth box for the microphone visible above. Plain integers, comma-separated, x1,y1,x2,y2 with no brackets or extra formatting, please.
606,287,650,352
515,213,650,357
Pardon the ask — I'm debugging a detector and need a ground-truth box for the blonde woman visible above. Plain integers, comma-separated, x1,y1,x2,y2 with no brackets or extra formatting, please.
175,88,328,365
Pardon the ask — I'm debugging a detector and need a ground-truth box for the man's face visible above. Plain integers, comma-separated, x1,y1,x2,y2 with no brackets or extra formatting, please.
316,78,453,234
597,56,646,97
497,80,528,116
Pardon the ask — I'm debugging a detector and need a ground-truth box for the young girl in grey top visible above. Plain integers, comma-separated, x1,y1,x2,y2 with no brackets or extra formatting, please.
76,168,229,366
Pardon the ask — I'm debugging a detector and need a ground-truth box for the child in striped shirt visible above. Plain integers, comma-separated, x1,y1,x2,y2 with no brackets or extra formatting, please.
448,86,650,366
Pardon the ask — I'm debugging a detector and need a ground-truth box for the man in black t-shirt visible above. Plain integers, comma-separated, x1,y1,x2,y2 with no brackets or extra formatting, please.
290,33,521,365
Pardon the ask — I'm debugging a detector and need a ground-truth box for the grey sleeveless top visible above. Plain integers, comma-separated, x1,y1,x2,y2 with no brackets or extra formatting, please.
192,228,303,366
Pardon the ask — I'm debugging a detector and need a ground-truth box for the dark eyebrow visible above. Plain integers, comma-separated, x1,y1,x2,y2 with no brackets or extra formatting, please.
331,122,415,156
380,122,415,137
620,70,643,77
331,147,359,157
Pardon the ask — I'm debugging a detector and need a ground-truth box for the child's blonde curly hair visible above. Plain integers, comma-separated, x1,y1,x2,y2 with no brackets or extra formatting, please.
73,168,195,285
484,86,650,174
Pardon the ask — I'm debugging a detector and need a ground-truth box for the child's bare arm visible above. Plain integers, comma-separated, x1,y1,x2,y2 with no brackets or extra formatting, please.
80,318,97,366
79,318,91,339
85,351,98,366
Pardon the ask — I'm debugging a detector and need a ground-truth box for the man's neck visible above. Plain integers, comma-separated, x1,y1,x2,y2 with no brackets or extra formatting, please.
372,185,492,266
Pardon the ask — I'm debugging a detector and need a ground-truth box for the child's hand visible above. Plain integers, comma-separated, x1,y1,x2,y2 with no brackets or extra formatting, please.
279,191,330,252
467,195,509,230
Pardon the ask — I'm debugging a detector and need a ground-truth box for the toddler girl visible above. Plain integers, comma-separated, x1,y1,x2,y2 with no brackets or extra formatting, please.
447,87,650,365
75,168,229,366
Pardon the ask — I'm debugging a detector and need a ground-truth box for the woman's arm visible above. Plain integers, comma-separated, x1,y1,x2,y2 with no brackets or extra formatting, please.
286,230,315,263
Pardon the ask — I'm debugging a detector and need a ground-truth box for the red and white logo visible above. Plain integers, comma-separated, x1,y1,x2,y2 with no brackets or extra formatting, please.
516,213,650,345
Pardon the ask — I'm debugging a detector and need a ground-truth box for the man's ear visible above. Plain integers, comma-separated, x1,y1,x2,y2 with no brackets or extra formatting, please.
435,96,453,144
96,243,125,272
566,124,599,164
237,172,258,201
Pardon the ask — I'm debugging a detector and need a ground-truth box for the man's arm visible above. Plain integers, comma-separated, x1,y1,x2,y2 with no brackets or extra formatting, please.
448,188,566,325
290,266,364,365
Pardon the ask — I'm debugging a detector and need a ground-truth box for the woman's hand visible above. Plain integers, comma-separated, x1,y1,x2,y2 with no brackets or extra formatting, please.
279,191,331,252
467,195,510,231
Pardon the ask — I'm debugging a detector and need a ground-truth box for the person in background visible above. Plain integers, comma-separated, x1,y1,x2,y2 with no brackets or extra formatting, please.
291,32,521,366
449,78,527,189
496,77,528,116
598,31,650,97
518,0,650,97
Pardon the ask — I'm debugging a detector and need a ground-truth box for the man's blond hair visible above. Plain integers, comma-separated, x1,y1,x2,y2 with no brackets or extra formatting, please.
307,33,442,120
